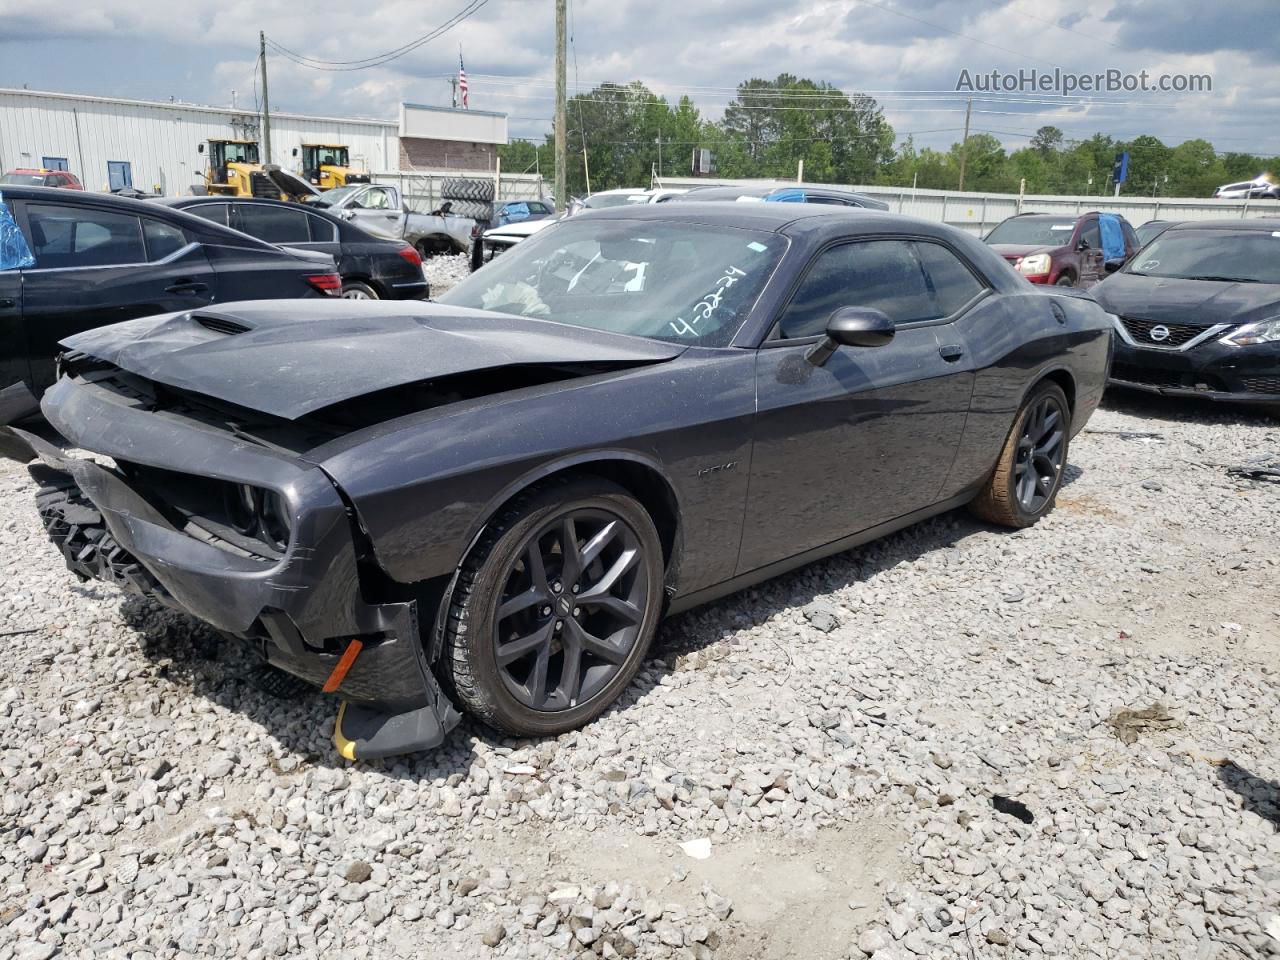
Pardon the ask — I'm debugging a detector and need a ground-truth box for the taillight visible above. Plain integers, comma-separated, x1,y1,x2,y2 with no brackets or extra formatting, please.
306,273,342,295
398,244,423,267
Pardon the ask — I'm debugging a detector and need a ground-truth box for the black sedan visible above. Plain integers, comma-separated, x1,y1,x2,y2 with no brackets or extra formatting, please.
161,196,428,301
1093,219,1280,406
5,204,1111,758
0,185,340,424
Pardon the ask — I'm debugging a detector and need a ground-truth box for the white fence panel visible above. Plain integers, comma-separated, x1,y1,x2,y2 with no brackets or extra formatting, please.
655,176,1280,236
371,169,548,214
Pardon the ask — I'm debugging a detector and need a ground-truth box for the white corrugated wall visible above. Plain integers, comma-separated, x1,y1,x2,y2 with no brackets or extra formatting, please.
0,88,399,195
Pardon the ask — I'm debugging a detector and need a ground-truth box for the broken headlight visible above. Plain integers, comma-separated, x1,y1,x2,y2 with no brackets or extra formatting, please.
222,483,293,550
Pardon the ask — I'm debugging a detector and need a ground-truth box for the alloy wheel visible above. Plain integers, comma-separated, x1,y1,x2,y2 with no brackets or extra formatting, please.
493,508,648,712
1013,395,1066,512
341,287,373,299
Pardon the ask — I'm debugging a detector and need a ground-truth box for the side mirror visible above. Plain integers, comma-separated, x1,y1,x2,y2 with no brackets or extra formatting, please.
292,147,299,157
1076,238,1091,251
1104,259,1123,274
197,143,205,154
806,307,895,366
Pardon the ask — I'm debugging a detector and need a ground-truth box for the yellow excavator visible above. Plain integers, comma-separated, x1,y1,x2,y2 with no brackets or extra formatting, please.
300,144,370,190
198,139,281,198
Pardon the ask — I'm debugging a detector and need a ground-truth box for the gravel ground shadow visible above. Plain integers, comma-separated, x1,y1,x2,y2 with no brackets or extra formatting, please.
1102,386,1280,427
115,491,1073,776
1216,761,1280,829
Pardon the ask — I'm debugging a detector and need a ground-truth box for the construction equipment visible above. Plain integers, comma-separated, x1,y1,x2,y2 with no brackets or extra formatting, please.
300,144,370,190
197,140,281,198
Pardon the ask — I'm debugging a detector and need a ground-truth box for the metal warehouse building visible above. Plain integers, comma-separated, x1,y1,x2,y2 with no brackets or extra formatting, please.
0,87,509,195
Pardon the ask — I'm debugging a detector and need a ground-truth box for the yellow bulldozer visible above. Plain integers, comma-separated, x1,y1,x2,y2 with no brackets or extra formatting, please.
300,144,370,190
197,139,281,198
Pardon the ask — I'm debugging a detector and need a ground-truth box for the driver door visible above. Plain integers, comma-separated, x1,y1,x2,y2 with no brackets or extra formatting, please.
346,186,405,239
738,238,979,573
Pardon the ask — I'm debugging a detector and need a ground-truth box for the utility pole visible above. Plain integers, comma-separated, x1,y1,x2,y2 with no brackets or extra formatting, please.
554,0,567,211
956,96,971,192
450,78,458,109
656,134,662,180
259,31,272,165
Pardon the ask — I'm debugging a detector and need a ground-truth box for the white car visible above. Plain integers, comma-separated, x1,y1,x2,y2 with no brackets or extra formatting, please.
1213,176,1280,200
474,217,558,267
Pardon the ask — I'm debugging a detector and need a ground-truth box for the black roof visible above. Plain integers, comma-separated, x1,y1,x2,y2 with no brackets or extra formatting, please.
160,194,344,224
1166,218,1280,232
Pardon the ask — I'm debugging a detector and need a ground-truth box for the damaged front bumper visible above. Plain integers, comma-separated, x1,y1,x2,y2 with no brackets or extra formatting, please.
4,377,461,759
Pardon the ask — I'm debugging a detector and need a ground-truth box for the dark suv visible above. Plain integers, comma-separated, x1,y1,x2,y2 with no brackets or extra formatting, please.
984,212,1140,287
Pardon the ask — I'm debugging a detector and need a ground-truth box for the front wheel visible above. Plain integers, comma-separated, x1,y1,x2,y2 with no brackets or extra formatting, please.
969,382,1071,528
441,478,664,737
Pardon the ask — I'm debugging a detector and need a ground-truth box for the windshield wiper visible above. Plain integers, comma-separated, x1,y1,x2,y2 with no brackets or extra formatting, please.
1183,275,1259,283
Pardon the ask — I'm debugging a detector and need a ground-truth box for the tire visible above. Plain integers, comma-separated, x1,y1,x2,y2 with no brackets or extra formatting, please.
441,177,495,202
340,281,379,300
1054,274,1075,286
969,381,1071,528
441,477,664,737
442,198,494,222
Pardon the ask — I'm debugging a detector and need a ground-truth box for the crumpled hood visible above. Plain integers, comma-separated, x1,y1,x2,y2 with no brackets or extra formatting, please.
59,300,685,420
1091,271,1280,327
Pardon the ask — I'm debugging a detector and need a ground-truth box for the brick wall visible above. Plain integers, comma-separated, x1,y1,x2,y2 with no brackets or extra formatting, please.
399,137,497,171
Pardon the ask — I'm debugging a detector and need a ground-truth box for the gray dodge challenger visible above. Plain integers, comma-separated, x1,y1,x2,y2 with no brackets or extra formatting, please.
3,204,1113,758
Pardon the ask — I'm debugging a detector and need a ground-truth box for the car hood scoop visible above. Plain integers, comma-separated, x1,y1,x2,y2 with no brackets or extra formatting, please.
59,300,685,421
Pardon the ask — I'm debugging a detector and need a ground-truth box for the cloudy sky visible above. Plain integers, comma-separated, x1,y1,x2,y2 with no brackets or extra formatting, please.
2,0,1277,157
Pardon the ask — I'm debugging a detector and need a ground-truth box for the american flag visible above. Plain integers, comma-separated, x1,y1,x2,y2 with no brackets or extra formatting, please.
458,53,469,109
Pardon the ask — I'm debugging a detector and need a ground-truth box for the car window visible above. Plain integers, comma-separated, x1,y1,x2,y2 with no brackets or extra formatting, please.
506,202,531,218
234,203,312,244
801,195,846,206
528,202,551,215
1078,220,1101,250
776,240,937,339
184,203,229,227
142,219,188,261
1120,221,1139,248
26,203,145,269
306,213,338,242
914,242,986,315
363,188,394,210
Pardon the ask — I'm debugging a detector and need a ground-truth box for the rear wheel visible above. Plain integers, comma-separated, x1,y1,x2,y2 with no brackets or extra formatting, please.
441,479,664,737
970,382,1071,528
1054,274,1075,286
341,281,379,300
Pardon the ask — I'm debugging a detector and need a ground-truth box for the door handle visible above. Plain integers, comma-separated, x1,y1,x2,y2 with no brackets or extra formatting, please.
165,281,209,295
939,344,964,362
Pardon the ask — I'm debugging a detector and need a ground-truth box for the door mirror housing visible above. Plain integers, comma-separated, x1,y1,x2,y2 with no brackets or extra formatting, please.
806,307,895,366
1103,259,1123,274
1076,238,1091,251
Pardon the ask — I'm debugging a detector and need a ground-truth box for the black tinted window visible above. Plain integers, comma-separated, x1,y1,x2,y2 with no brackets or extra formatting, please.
777,240,936,339
914,242,985,315
142,219,188,261
306,214,338,242
528,202,552,215
1079,220,1101,250
185,204,229,227
26,204,145,268
234,204,311,243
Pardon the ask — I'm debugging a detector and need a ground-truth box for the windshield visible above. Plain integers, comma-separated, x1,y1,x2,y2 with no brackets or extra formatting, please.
314,185,361,207
438,218,787,347
985,218,1076,246
1,173,46,186
583,193,649,209
1126,230,1280,284
224,142,259,164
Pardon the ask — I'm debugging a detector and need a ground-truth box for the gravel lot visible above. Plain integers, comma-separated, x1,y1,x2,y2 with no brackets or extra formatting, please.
425,252,473,297
2,390,1279,960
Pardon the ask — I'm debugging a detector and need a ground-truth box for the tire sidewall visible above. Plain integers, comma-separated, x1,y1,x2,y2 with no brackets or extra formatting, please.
1003,383,1071,525
460,485,664,736
341,280,379,300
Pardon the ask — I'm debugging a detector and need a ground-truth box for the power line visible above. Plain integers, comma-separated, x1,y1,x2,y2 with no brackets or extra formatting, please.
264,0,491,72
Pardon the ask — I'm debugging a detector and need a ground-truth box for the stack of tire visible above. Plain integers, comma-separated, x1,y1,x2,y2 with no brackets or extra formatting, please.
441,178,495,271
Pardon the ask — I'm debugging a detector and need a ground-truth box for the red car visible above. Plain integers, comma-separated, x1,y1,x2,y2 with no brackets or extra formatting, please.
984,211,1140,287
1,168,83,190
